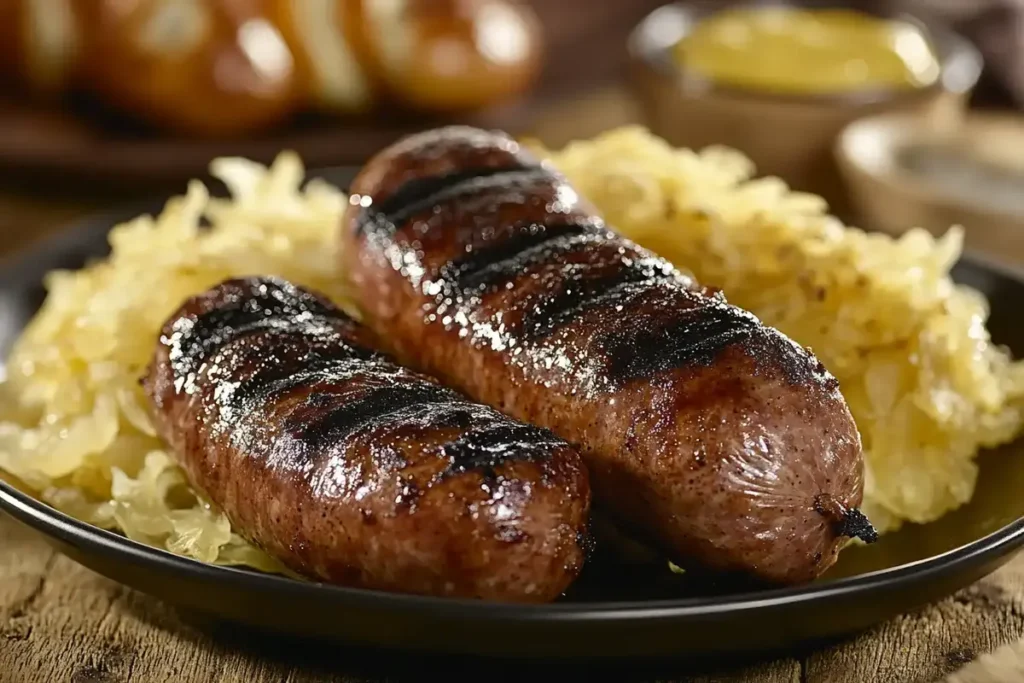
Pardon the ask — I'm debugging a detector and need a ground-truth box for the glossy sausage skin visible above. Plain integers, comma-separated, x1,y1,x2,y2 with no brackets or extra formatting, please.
143,276,590,601
340,126,876,585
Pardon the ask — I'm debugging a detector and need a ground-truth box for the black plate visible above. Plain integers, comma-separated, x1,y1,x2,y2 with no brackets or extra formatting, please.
2,168,1024,659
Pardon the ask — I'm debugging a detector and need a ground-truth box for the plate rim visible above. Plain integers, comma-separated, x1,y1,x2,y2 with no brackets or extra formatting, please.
4,476,1024,621
3,172,1024,625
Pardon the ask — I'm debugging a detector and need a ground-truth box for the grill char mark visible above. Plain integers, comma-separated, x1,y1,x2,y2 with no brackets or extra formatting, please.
442,423,564,477
286,383,460,450
167,280,350,384
355,163,537,237
514,257,685,341
226,336,375,408
600,299,764,383
231,356,359,406
440,220,600,291
286,383,563,472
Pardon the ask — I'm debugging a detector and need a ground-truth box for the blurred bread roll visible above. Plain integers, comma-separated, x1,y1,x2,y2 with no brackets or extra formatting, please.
271,0,542,114
267,0,373,112
362,0,543,112
78,0,302,136
0,0,81,94
0,0,544,137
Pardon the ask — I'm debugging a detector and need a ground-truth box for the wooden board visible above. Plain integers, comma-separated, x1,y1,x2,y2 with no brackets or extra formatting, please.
0,0,667,187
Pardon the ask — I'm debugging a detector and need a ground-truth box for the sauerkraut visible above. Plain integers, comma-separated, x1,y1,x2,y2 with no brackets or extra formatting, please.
539,127,1024,533
0,153,350,570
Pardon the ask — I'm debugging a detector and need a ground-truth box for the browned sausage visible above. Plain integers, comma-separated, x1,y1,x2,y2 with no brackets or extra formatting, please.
339,126,876,585
143,276,590,601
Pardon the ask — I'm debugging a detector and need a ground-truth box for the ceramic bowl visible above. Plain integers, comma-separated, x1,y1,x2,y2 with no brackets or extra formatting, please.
627,0,982,214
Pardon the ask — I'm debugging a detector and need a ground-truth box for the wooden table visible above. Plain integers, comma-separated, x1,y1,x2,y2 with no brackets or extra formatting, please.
3,90,1024,683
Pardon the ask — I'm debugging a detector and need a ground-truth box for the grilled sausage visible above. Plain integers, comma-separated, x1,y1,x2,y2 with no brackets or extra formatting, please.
143,276,590,601
339,126,877,585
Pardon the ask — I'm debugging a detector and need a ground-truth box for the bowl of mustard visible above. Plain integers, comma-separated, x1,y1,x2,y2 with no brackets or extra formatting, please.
628,1,981,213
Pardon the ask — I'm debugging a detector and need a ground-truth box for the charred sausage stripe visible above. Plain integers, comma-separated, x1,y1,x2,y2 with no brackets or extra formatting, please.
228,352,367,406
363,163,532,224
437,218,602,291
514,256,687,342
441,423,563,476
432,228,695,346
355,165,539,237
273,375,561,478
599,297,763,383
285,382,459,449
220,328,380,403
164,280,347,386
518,270,658,342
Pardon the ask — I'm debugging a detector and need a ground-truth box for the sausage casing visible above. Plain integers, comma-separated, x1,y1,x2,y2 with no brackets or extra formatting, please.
143,276,590,601
340,126,876,585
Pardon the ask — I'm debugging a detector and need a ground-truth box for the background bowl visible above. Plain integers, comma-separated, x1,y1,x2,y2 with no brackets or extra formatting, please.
627,0,982,215
837,110,1024,266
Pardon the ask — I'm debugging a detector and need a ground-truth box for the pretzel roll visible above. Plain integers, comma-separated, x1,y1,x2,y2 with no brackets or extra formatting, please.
266,0,374,113
0,0,81,94
362,0,543,112
78,0,301,137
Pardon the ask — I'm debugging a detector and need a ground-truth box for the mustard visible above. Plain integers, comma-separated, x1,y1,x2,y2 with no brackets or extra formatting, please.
675,7,940,95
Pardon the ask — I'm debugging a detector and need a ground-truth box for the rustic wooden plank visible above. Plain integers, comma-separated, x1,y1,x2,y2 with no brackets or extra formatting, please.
945,638,1024,683
803,560,1024,683
0,514,57,645
1,542,141,681
678,659,802,683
